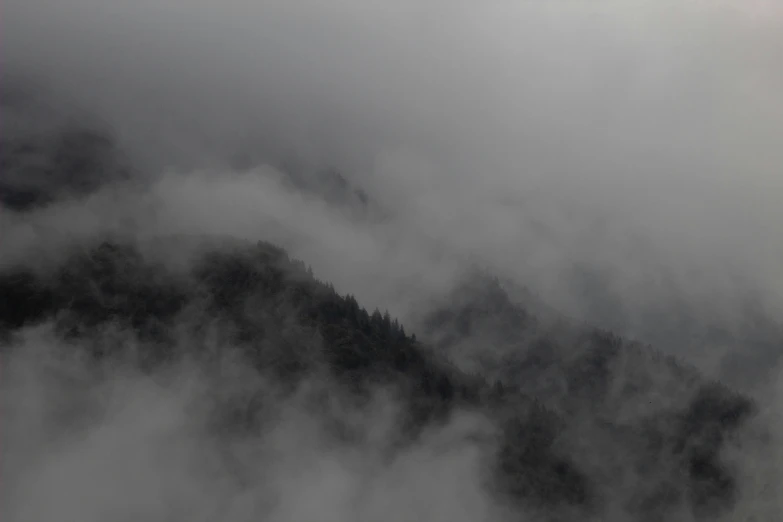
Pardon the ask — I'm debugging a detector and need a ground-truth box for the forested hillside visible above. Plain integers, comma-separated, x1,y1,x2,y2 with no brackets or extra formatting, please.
0,237,756,519
4,2,781,520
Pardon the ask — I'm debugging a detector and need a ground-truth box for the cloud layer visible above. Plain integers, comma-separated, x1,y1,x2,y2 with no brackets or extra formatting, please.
2,2,782,519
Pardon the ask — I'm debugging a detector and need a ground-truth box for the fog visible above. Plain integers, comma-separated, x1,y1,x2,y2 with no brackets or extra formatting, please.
3,324,508,522
2,0,782,519
4,0,781,328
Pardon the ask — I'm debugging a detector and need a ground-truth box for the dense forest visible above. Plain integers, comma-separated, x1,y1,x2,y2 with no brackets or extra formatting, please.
0,236,756,520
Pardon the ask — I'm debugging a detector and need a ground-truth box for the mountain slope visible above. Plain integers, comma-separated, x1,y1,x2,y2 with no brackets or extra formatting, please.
0,237,756,519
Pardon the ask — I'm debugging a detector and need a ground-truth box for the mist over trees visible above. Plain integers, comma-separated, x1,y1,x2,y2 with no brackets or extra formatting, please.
0,232,763,520
2,1,782,521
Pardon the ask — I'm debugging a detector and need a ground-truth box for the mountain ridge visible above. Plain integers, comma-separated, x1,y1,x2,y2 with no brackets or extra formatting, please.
0,235,757,519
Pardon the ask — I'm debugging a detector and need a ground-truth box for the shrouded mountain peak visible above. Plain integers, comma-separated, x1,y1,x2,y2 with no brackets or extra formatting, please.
0,86,131,211
0,236,759,519
3,3,781,518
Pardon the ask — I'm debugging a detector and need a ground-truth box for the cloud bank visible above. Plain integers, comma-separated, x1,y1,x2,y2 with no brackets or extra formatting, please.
2,2,782,519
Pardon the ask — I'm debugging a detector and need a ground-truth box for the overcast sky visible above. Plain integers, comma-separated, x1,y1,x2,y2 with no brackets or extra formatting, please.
2,0,782,367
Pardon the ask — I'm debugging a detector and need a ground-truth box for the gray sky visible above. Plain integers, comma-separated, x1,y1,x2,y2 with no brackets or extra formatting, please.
2,0,782,364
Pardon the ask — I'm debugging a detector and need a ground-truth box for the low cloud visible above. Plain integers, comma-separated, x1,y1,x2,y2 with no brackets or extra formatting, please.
2,323,505,522
2,1,782,519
